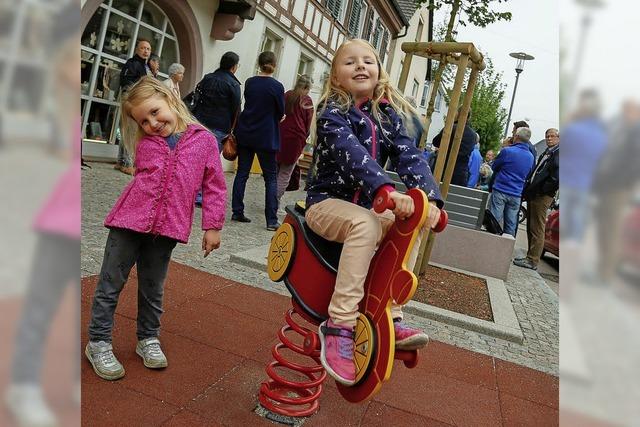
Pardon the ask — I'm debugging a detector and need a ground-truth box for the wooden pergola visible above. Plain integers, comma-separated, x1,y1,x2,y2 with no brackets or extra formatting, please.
398,42,486,274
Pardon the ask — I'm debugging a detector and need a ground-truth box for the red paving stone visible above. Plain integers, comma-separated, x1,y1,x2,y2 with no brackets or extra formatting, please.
495,359,559,409
499,393,559,427
162,409,225,426
421,340,498,389
361,401,453,427
79,260,559,426
375,361,503,426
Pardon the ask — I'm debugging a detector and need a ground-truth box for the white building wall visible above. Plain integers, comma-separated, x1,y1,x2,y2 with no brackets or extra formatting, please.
199,8,331,107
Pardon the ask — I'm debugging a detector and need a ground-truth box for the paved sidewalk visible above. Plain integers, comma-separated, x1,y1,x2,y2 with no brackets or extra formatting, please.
80,261,558,426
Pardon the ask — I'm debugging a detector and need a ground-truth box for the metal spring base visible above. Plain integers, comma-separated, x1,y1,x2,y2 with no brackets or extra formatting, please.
259,308,326,418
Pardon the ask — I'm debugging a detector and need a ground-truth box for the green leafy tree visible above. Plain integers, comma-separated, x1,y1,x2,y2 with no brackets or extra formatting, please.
467,58,507,155
416,0,512,145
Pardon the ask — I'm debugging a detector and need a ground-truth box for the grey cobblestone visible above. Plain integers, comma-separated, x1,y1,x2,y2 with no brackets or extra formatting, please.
82,162,558,375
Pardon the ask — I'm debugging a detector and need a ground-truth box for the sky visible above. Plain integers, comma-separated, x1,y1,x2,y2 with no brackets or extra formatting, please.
559,0,640,117
433,0,560,142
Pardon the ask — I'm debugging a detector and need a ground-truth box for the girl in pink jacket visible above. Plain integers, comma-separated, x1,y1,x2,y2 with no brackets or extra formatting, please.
86,77,226,381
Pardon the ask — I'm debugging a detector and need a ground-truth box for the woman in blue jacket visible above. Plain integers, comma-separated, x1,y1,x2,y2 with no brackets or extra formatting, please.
231,51,285,230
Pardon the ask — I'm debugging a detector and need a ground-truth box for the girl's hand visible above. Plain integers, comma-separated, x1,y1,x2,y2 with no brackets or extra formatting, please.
427,201,441,229
202,229,221,258
389,191,414,220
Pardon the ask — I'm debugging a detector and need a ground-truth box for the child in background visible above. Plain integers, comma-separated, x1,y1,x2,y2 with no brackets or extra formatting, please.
85,77,226,381
276,74,314,207
305,39,443,385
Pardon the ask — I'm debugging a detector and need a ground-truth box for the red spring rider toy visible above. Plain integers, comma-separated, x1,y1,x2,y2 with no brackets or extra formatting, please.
259,187,447,417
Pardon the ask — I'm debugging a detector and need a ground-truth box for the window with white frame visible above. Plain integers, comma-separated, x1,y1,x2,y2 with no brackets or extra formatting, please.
326,0,345,21
411,79,419,99
371,18,382,49
435,89,443,112
379,29,389,63
347,0,363,37
297,53,314,78
80,0,178,143
260,28,283,73
420,81,430,108
362,8,374,41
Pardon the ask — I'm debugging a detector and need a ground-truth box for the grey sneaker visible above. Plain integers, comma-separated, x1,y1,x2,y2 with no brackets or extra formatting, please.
136,337,168,369
513,258,538,270
85,341,125,380
5,383,57,427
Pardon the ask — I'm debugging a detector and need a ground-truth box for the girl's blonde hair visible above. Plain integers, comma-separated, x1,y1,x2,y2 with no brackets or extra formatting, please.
120,76,199,158
319,38,419,125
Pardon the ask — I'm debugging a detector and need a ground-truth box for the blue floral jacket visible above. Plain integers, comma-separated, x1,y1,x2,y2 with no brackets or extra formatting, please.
306,98,443,209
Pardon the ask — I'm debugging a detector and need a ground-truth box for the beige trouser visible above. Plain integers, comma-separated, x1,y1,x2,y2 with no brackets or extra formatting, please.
305,198,425,327
525,195,555,264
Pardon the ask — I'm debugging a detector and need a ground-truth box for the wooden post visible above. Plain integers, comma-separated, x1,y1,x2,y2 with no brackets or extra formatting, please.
397,53,413,93
398,42,485,277
411,55,468,276
419,66,480,274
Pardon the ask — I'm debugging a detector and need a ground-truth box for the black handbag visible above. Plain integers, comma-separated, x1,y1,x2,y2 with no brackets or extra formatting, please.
183,81,203,113
482,209,503,235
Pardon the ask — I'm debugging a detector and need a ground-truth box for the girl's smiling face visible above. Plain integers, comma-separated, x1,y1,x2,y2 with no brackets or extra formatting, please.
333,42,379,103
130,95,177,138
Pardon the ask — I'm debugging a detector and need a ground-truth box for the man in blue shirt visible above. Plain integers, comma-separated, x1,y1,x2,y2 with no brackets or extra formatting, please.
489,127,535,236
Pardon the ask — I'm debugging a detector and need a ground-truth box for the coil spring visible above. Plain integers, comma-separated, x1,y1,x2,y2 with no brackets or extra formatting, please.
259,308,327,417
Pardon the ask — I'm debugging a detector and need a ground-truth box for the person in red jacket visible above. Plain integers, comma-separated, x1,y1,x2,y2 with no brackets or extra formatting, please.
276,75,314,207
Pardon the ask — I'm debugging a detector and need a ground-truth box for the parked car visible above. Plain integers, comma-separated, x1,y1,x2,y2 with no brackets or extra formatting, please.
619,196,640,279
543,203,559,258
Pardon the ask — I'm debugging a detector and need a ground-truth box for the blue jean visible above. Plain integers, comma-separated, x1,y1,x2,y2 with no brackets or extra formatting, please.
489,190,521,237
88,228,177,342
211,128,227,153
117,143,132,167
196,128,227,204
231,145,278,226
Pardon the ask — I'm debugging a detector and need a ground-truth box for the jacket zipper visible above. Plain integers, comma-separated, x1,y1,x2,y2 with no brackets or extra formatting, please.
150,145,174,234
353,108,378,204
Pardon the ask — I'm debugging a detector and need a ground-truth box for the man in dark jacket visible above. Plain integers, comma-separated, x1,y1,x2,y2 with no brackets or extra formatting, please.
115,38,152,174
488,126,535,237
194,51,241,151
432,108,477,186
119,38,151,91
514,128,559,269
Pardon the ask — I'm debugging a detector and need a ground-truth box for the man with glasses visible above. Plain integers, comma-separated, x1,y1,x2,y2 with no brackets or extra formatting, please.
514,128,560,270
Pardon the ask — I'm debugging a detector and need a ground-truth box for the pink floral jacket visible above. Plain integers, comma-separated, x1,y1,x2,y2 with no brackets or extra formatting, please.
105,124,226,243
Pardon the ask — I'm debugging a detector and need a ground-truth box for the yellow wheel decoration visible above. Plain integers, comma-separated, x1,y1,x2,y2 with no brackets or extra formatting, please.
267,223,295,282
354,313,375,384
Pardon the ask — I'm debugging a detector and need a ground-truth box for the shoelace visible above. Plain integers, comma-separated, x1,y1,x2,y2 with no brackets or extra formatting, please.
97,350,116,366
337,336,354,359
144,343,162,357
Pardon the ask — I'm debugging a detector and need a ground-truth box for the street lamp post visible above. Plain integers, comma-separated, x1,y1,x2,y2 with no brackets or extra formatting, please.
504,52,535,138
564,0,605,113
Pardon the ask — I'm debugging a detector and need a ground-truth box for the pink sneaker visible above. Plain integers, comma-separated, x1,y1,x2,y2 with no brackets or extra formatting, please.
318,319,356,385
394,319,430,350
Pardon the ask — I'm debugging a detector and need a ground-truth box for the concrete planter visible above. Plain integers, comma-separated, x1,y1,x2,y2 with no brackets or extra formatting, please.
430,224,516,281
